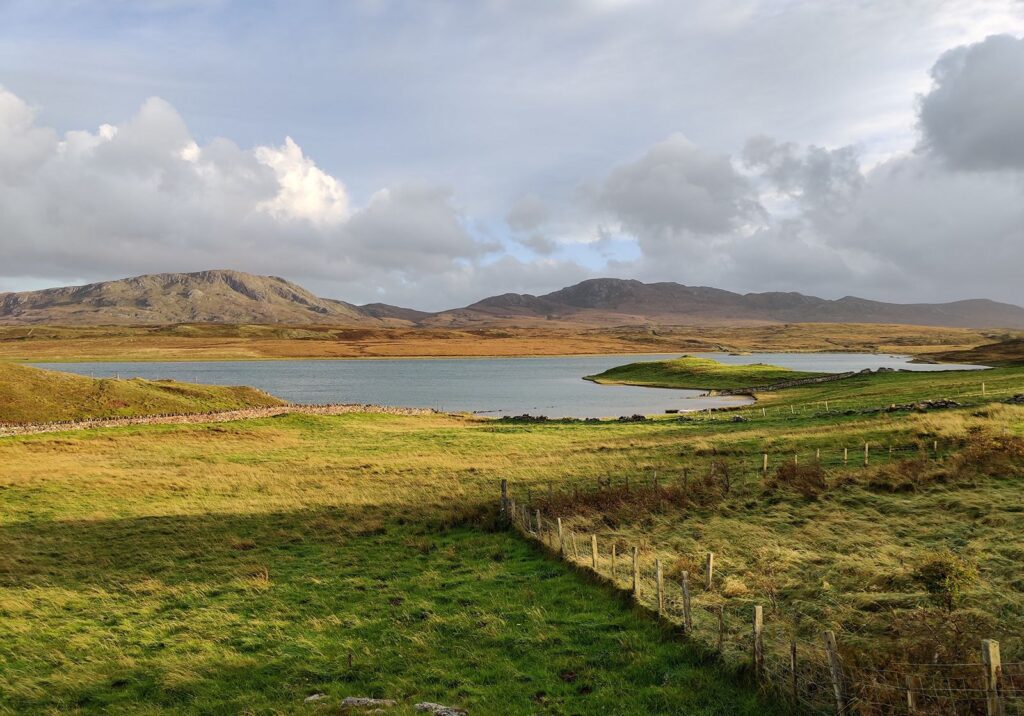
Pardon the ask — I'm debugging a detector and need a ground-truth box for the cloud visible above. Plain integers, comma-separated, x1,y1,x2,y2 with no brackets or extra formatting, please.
0,88,493,308
919,34,1024,170
4,31,1024,310
742,136,863,225
342,183,487,274
596,134,764,256
516,233,558,256
506,194,550,232
254,136,350,224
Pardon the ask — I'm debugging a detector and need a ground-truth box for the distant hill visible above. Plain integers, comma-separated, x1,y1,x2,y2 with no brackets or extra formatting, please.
0,270,386,326
3,272,1023,329
427,278,1024,329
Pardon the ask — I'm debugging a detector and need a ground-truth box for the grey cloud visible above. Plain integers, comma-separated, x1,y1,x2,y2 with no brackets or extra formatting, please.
516,233,557,255
597,134,764,255
506,194,550,232
743,135,863,225
919,34,1024,170
341,183,486,275
826,154,1024,301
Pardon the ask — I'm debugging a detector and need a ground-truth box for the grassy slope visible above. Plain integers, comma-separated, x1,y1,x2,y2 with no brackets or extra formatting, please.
0,362,285,424
918,337,1024,366
0,414,780,715
585,355,828,390
0,322,989,361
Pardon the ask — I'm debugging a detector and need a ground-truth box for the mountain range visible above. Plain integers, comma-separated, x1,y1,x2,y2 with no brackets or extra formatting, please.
2,270,1023,329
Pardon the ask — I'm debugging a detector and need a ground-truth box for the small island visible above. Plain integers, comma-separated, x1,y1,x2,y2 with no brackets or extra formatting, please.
583,355,829,391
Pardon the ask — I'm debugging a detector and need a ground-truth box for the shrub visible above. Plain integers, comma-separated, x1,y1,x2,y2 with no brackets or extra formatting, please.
767,462,827,499
913,550,978,611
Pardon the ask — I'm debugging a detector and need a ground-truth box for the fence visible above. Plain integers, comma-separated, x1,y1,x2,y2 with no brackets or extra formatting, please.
517,437,967,509
685,380,1024,423
499,479,1023,715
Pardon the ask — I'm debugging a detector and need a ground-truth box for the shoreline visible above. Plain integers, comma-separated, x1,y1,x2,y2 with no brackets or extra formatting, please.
15,348,930,365
0,403,444,438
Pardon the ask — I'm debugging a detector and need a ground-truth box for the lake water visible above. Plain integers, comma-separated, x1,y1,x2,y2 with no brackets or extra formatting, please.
32,353,984,419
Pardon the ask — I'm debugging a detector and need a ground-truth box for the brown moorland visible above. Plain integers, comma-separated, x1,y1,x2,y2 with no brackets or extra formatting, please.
0,322,995,362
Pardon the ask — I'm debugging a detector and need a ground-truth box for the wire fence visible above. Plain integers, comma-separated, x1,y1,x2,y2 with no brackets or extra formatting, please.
500,479,1022,715
517,437,972,509
679,380,1024,424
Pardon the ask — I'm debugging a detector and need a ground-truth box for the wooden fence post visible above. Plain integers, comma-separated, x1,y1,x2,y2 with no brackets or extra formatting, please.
631,547,640,599
822,630,846,715
753,605,764,680
557,518,564,555
591,534,598,570
681,571,692,633
864,442,869,466
500,479,509,521
705,552,715,591
843,447,848,465
982,639,1004,716
611,544,617,579
790,639,798,703
655,559,665,616
906,674,918,714
762,453,768,474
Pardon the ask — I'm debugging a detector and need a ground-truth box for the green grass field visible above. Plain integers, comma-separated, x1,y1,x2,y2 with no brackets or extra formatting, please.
0,414,784,715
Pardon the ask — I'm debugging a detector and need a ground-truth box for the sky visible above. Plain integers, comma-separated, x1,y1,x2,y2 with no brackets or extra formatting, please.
1,0,1024,311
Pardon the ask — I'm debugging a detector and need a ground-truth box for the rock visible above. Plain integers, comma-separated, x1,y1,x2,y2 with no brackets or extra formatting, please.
342,696,398,708
414,704,468,716
882,399,960,413
305,693,327,702
730,415,749,422
1005,394,1024,405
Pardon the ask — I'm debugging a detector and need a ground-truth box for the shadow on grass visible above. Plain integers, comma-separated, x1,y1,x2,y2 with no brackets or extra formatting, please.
0,505,785,715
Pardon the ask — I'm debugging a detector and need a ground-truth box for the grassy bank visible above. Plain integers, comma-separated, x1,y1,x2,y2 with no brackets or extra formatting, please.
584,355,828,390
0,362,285,424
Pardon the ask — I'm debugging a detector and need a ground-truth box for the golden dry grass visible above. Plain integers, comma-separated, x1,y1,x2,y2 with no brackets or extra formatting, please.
0,322,991,362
